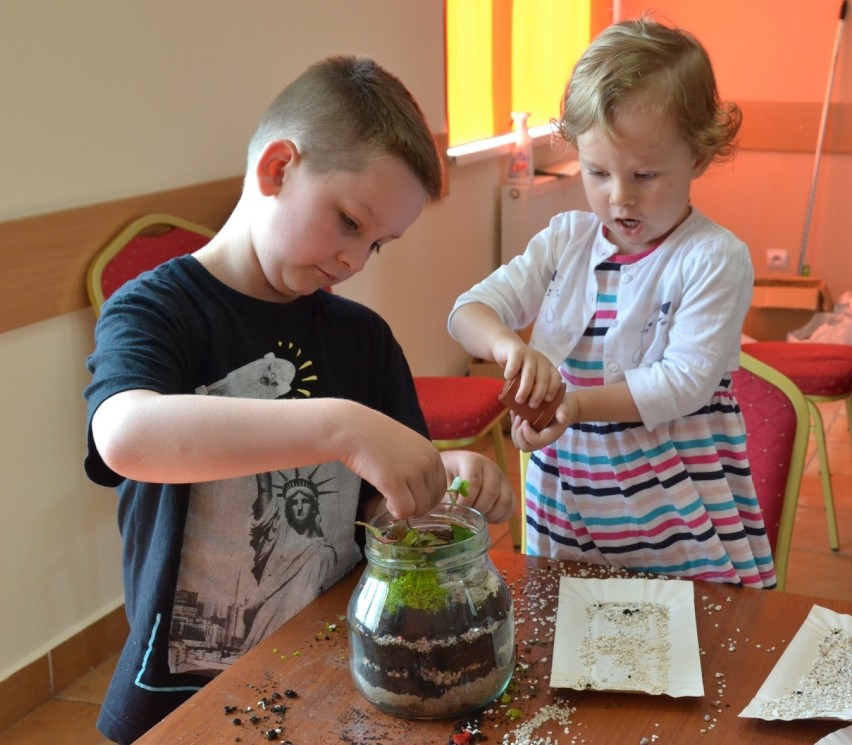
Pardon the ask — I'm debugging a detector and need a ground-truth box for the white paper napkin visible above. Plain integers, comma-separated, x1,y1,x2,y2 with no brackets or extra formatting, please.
550,576,703,697
740,605,852,721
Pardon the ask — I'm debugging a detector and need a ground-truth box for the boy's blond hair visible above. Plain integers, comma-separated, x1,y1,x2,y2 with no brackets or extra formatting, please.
557,16,741,163
248,55,443,200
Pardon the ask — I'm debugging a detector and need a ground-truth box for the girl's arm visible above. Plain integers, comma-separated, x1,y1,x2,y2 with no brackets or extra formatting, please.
571,381,642,423
512,380,642,452
450,302,563,410
448,302,524,368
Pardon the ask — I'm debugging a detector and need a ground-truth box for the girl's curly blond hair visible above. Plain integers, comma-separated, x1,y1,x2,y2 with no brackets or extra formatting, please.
556,16,741,164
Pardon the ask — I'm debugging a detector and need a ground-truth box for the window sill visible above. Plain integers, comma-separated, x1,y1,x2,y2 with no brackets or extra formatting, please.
446,123,555,166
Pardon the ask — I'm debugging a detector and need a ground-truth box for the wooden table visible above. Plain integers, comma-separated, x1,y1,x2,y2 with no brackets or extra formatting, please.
137,551,851,744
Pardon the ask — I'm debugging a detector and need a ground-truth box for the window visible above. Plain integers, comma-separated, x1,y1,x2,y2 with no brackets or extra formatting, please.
446,0,599,148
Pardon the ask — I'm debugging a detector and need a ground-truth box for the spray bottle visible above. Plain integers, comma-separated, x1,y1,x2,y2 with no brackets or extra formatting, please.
506,111,534,183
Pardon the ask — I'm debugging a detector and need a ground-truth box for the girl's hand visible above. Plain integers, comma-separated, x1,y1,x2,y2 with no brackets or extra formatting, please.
501,348,565,419
510,395,576,451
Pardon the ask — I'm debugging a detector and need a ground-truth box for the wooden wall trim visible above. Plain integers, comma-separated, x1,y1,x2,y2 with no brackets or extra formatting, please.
0,177,242,334
0,131,452,335
0,108,848,336
738,100,852,154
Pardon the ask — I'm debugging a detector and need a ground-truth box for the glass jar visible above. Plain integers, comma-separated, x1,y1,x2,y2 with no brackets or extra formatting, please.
347,504,514,719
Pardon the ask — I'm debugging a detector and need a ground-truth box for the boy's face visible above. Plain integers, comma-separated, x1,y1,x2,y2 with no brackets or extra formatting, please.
254,150,428,299
576,103,707,254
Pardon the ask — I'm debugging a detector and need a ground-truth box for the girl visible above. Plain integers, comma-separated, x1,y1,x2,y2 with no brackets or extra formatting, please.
449,17,775,588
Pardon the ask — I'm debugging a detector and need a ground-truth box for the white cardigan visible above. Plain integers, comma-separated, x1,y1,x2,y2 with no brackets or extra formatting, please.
449,209,753,430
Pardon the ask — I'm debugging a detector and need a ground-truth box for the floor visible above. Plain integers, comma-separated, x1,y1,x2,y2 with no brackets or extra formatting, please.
1,401,849,745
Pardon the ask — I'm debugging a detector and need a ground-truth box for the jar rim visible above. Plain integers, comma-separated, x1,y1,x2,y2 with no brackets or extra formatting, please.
363,504,489,569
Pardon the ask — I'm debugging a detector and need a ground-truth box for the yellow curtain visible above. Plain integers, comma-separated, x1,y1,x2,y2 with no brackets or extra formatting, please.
511,1,590,130
447,0,592,147
446,0,494,146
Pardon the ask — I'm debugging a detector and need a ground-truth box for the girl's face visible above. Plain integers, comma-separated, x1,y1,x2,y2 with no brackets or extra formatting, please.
576,103,707,254
253,150,427,300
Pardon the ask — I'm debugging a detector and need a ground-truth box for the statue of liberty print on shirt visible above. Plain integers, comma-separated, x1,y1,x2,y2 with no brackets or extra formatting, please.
167,350,362,677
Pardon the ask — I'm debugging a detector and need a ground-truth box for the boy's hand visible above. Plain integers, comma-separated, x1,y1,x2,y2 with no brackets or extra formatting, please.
342,409,447,520
438,450,516,524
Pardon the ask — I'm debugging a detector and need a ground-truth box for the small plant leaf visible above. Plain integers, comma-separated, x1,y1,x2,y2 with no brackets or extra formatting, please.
358,478,473,549
448,476,468,496
446,477,469,505
355,520,386,541
451,524,475,542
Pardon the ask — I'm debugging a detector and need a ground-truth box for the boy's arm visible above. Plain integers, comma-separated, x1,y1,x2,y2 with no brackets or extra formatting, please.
92,389,447,520
354,451,516,526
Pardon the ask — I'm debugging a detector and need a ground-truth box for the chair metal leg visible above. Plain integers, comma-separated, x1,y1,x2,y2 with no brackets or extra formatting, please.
490,420,521,548
806,398,840,551
489,419,509,475
846,395,852,447
519,450,530,554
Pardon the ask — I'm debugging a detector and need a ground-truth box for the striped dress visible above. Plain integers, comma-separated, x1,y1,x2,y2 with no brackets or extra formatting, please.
525,249,777,588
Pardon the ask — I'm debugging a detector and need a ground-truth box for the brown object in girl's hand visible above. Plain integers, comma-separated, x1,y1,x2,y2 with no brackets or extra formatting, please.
498,376,566,431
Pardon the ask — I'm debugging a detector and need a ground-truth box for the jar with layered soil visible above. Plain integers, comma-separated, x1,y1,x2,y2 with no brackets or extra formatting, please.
347,504,515,719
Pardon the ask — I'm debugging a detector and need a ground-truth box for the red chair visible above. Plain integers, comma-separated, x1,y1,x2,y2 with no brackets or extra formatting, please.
86,213,215,315
87,214,519,545
742,341,852,551
732,352,811,589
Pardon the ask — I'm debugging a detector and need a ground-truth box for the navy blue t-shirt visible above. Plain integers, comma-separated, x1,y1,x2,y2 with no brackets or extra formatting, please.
84,256,427,743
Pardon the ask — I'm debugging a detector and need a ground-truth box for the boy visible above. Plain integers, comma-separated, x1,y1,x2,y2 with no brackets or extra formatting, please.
85,56,515,743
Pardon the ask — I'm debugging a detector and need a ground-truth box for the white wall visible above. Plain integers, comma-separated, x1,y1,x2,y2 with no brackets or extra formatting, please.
0,1,445,221
5,0,851,684
1,0,497,682
0,311,124,677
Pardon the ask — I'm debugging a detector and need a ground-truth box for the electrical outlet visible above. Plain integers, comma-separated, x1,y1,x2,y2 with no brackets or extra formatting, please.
766,248,789,270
